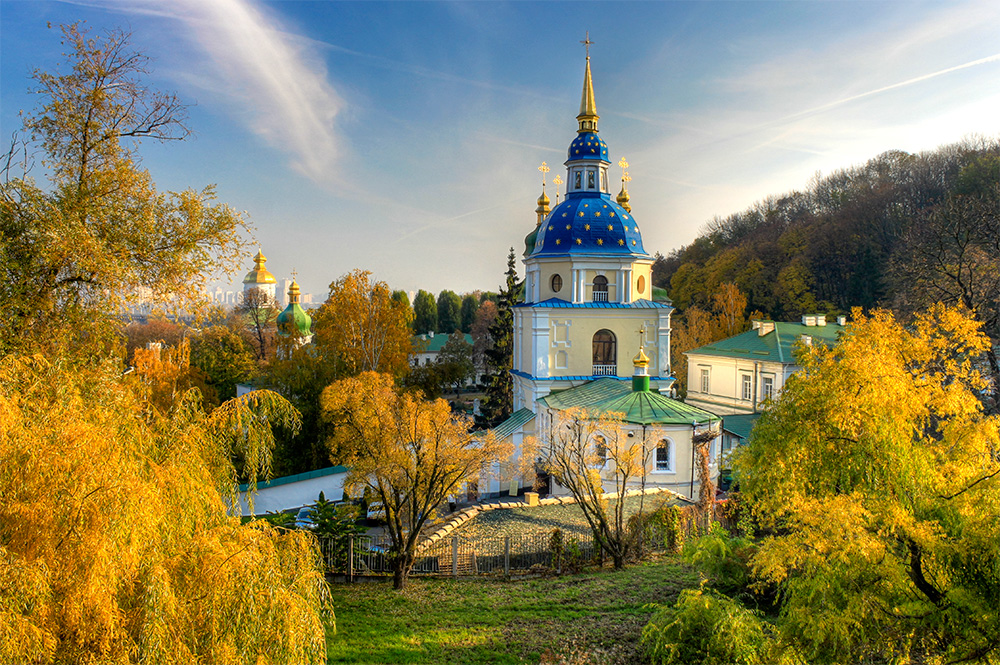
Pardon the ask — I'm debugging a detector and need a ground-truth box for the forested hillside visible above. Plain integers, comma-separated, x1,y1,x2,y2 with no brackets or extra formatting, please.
654,137,1000,320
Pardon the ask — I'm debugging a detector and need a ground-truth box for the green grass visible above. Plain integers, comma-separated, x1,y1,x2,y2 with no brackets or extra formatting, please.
325,554,698,664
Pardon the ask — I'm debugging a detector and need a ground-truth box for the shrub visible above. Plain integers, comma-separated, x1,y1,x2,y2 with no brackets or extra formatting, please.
642,588,781,665
683,523,755,594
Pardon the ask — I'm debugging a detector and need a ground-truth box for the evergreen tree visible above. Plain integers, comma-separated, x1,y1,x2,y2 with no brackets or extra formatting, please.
436,289,462,333
477,248,521,428
459,293,480,333
412,290,437,335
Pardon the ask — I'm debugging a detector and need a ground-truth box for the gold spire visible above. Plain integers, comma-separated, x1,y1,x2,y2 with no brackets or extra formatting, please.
633,323,650,368
577,33,599,133
617,157,632,213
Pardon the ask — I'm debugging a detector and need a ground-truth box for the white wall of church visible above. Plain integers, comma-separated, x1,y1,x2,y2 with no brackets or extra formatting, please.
684,354,795,415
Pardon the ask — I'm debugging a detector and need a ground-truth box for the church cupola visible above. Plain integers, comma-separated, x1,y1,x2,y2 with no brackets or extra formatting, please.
276,278,312,343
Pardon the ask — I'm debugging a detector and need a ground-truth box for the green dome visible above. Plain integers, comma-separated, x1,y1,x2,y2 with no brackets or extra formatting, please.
277,302,312,337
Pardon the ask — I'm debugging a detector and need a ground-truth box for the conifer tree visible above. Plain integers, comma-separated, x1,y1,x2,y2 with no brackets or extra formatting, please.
478,248,521,428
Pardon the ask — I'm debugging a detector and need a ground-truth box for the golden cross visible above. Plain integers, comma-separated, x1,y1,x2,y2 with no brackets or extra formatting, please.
290,268,298,282
580,32,594,58
538,161,550,186
619,157,631,186
552,174,563,204
637,323,647,347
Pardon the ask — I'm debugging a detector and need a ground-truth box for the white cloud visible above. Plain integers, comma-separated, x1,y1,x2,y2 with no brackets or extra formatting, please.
83,0,345,182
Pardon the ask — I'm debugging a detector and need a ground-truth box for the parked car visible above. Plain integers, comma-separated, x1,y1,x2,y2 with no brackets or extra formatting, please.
295,506,316,530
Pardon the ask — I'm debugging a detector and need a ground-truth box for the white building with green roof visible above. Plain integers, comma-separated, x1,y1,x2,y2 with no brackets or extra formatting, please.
685,315,845,416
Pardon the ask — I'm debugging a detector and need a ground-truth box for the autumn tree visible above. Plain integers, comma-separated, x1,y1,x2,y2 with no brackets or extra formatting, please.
478,248,521,428
735,306,1000,663
320,372,510,589
0,355,332,664
236,287,279,361
470,299,497,372
436,330,475,398
312,269,413,377
539,408,656,569
412,289,437,335
189,325,257,405
0,24,247,355
436,289,462,334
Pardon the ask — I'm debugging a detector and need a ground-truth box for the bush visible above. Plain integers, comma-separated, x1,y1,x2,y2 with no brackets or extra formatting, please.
683,523,755,594
642,588,781,665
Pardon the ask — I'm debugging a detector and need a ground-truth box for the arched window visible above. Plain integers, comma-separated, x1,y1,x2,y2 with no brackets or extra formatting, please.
592,329,616,375
656,440,672,471
593,275,608,302
594,435,608,466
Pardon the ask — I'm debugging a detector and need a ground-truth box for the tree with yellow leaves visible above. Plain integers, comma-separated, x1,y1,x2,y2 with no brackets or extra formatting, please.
0,355,332,664
541,408,654,570
321,372,510,589
312,269,414,377
735,305,1000,663
0,24,247,355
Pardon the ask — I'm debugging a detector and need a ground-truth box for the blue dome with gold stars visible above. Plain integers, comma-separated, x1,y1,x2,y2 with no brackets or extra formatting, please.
531,195,645,257
568,132,609,162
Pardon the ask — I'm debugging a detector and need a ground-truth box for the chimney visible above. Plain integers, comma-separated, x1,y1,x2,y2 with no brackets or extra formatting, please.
757,321,775,336
837,315,847,326
816,314,826,326
800,334,812,346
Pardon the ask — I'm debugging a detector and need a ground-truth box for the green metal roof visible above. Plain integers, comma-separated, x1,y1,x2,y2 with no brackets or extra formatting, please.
491,408,536,441
238,465,349,493
412,332,473,353
538,377,719,425
686,321,843,363
722,413,761,440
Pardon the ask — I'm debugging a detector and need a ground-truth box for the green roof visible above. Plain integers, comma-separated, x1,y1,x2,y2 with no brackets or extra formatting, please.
412,332,473,353
491,408,536,441
238,465,349,493
539,378,719,426
722,413,761,440
686,320,843,363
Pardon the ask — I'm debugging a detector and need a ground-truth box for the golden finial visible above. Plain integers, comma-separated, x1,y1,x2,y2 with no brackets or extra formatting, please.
580,31,594,59
538,162,550,185
553,174,563,205
617,157,632,213
633,323,650,368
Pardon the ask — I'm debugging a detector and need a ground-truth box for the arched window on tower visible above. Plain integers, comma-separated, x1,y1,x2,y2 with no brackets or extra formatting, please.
593,275,609,302
592,329,616,376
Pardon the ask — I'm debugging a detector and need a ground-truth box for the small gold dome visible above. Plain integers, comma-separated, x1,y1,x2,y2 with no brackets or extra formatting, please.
242,249,277,285
632,346,650,368
617,186,631,213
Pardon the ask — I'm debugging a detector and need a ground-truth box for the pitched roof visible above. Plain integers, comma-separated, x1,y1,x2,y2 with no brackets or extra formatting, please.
491,408,537,441
412,332,473,353
686,321,843,364
722,413,762,440
538,378,719,425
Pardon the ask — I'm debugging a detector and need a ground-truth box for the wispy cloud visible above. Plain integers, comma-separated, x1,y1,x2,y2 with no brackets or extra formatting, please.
75,0,344,182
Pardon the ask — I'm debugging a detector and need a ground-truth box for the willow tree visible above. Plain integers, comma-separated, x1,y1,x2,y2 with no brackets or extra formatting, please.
735,306,1000,663
0,24,247,354
321,372,510,589
0,355,332,664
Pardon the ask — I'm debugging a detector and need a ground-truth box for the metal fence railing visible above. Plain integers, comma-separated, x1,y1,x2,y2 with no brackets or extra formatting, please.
320,519,692,580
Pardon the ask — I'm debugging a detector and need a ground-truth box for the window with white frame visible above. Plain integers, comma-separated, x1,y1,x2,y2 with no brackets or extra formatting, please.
700,368,710,393
655,440,672,471
762,376,774,401
741,374,752,401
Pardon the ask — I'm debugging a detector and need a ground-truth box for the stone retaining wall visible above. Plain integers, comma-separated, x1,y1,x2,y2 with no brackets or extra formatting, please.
416,486,689,553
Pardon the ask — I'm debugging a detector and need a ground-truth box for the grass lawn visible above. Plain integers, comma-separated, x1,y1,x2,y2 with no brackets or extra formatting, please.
325,554,698,665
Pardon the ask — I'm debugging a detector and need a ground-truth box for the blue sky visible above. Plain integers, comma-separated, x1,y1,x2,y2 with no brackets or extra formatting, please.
3,1,999,301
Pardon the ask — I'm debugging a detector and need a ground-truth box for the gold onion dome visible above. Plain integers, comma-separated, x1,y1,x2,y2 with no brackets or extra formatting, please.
617,186,631,213
242,249,277,284
633,346,650,369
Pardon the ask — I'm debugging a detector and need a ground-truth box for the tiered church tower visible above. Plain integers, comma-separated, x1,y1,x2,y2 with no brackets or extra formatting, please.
511,51,675,422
